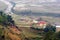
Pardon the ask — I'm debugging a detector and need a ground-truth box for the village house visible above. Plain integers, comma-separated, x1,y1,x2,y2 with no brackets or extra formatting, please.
32,20,48,29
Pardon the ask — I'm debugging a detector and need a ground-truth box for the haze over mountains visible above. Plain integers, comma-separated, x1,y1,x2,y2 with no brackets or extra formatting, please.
0,0,60,17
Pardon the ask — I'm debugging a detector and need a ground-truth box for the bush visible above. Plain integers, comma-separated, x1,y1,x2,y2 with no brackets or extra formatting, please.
0,11,15,26
44,31,55,40
44,24,56,32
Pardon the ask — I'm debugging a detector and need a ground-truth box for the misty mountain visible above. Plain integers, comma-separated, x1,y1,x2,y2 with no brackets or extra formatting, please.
12,10,60,17
0,0,60,18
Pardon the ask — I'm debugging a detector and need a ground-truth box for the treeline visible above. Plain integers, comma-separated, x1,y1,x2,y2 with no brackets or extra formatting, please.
0,11,15,27
44,31,60,40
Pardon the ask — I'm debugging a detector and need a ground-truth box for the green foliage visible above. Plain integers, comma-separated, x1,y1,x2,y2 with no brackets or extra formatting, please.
54,31,60,40
0,28,3,36
32,37,41,40
44,24,56,32
44,31,55,40
25,37,41,40
44,31,60,40
44,24,56,40
0,11,15,26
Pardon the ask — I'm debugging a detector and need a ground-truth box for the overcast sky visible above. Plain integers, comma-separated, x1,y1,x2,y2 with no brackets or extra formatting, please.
0,0,60,13
0,1,7,11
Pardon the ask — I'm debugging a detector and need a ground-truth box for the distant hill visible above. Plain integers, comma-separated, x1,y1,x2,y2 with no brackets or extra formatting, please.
12,10,60,17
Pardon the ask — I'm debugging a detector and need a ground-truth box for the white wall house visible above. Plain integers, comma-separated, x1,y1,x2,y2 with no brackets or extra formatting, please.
56,26,60,27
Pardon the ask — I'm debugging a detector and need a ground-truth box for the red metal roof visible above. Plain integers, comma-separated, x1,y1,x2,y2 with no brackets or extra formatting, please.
38,21,46,24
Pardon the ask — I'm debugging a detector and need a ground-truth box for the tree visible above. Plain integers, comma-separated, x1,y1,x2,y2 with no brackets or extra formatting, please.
0,11,15,26
44,24,56,32
44,31,60,40
55,31,60,40
0,11,7,25
44,31,55,40
7,15,15,25
0,11,3,16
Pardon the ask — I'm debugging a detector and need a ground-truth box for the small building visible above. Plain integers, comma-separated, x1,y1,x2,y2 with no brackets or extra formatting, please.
32,21,47,29
56,26,60,27
37,21,47,29
56,25,60,32
55,23,60,32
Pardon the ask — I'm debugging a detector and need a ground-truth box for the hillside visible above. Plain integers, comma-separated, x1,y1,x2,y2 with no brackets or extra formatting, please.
0,11,42,40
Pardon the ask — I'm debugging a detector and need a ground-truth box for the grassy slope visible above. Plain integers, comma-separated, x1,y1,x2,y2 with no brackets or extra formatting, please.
0,25,25,40
19,27,42,38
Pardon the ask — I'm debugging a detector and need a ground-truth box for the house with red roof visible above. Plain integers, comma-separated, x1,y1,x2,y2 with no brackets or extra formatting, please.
32,21,47,29
37,21,47,28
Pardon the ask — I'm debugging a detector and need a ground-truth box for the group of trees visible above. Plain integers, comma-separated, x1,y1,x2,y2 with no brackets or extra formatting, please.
0,11,15,27
44,24,56,32
44,31,60,40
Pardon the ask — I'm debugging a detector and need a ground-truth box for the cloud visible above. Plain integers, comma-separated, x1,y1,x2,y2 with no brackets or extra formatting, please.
12,0,60,13
0,0,60,13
